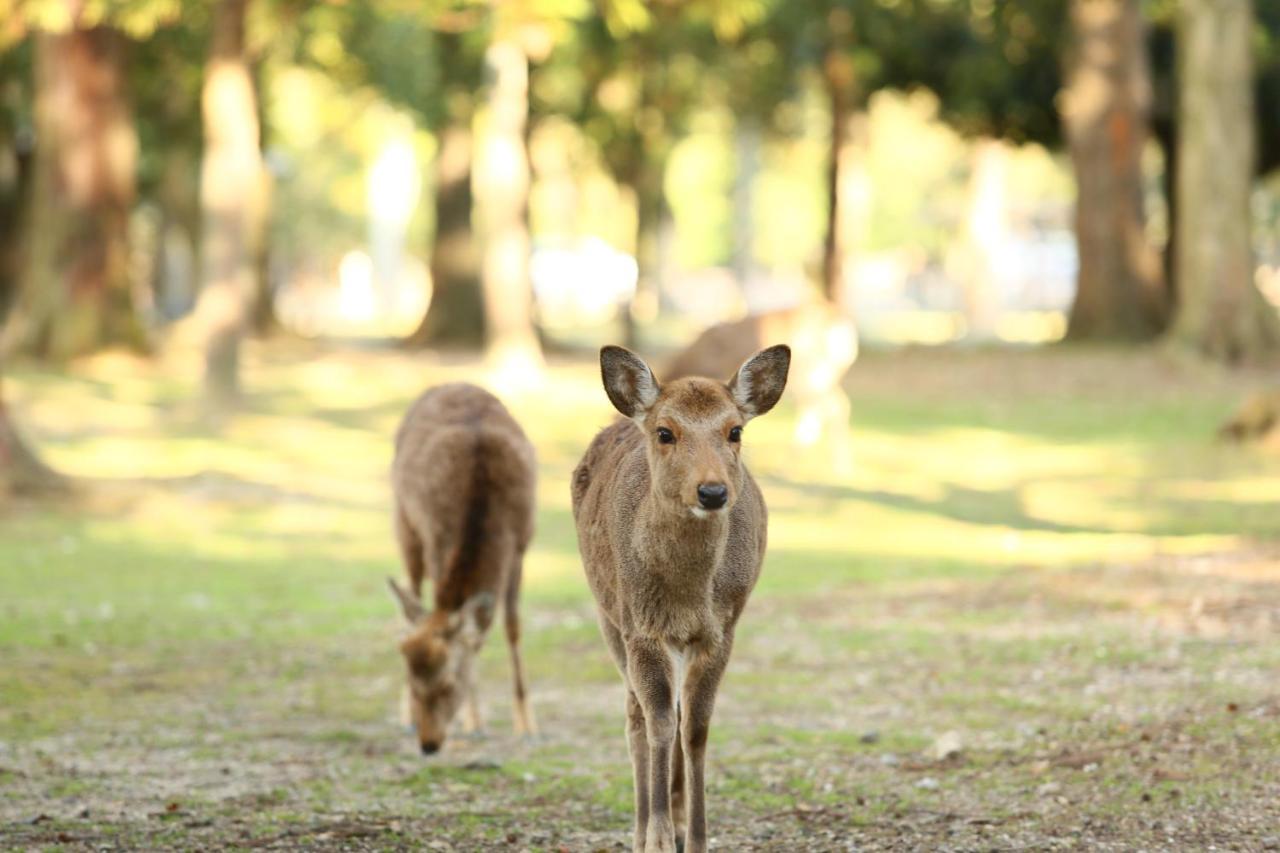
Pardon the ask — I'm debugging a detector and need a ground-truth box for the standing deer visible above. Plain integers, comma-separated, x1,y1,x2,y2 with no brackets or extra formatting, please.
386,383,537,755
572,344,790,853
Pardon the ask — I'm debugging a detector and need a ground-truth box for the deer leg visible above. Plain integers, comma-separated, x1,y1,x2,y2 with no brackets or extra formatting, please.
680,640,732,853
393,506,425,596
628,638,677,853
671,703,686,853
503,567,536,735
626,687,651,853
459,656,482,734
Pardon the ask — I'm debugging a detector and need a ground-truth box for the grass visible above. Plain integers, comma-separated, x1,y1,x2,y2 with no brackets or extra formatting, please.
2,342,1279,850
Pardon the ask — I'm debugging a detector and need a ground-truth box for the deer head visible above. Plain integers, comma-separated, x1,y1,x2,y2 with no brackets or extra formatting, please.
387,578,494,754
600,344,790,518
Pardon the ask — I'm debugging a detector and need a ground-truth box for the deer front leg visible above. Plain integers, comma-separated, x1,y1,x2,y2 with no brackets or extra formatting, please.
680,639,732,853
460,657,483,734
625,687,651,853
628,638,678,853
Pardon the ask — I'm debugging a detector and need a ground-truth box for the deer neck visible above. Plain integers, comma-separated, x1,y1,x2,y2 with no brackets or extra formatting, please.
636,490,730,587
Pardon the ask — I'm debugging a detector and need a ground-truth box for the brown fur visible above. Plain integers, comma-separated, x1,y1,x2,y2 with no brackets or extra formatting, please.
388,382,537,754
663,300,857,448
573,345,790,853
1219,389,1280,446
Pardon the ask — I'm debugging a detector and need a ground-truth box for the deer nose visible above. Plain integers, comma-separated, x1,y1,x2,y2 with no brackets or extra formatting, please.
697,483,728,510
420,740,441,756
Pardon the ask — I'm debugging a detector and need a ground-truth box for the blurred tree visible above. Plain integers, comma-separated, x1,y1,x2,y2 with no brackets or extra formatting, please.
1150,2,1280,302
187,0,264,401
0,42,63,496
318,4,486,347
1168,0,1280,361
0,0,183,359
0,359,66,496
7,14,145,359
547,5,704,344
475,26,540,369
405,27,486,348
820,4,858,305
131,17,205,324
1060,0,1165,341
0,41,33,319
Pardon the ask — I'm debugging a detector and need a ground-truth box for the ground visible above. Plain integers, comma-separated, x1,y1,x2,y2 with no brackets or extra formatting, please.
2,344,1279,852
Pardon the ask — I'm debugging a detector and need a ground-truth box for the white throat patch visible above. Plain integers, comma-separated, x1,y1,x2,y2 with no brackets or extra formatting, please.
666,643,688,711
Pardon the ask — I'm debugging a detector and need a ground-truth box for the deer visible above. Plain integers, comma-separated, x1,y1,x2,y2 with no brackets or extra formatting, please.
663,300,856,450
386,382,537,755
572,344,790,853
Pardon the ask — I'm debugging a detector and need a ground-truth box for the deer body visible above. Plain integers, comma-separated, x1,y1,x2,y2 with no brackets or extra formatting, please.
387,382,536,755
573,346,790,853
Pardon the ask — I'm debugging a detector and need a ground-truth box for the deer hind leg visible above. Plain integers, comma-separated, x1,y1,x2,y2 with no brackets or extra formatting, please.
504,562,536,735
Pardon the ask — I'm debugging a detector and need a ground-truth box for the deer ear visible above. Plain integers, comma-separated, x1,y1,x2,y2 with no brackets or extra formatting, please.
600,346,660,421
387,577,426,625
729,345,791,420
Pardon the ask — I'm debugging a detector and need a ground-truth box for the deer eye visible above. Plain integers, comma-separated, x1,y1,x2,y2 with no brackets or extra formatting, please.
728,426,742,443
656,427,675,444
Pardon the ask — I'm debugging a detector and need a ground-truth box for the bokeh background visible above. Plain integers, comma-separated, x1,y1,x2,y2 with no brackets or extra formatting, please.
2,1,1280,850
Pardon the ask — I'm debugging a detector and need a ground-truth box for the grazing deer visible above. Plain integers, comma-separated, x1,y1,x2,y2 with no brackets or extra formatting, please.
386,383,537,755
572,345,790,853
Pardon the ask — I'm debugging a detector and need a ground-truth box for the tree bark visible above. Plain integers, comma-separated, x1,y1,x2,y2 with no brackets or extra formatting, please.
730,121,761,290
1168,0,1280,362
406,121,484,347
190,0,263,401
958,139,1009,339
475,39,541,370
1,121,34,320
0,369,67,497
1062,0,1167,341
821,14,857,307
7,25,144,360
0,119,62,497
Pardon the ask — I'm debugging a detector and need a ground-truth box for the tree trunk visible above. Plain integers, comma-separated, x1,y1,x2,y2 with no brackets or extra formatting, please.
7,25,143,360
620,159,666,349
731,121,761,292
821,18,856,307
958,139,1009,339
0,369,67,497
406,121,484,347
0,115,63,497
191,0,263,401
1,123,34,320
1168,0,1280,362
475,39,541,370
1062,0,1167,341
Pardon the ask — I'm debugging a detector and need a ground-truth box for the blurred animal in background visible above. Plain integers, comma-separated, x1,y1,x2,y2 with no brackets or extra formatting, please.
1219,388,1280,450
663,299,857,450
386,383,537,755
573,345,790,853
